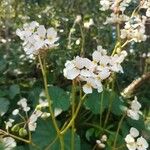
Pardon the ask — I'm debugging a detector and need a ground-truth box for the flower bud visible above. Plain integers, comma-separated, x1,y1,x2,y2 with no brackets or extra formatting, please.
19,128,28,137
11,124,20,132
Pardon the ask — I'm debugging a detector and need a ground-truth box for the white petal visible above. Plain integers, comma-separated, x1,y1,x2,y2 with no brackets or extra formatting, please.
125,134,135,143
36,25,46,38
130,127,139,138
64,68,80,80
131,99,141,111
127,109,140,120
12,109,19,115
83,84,92,94
137,136,149,149
98,68,110,80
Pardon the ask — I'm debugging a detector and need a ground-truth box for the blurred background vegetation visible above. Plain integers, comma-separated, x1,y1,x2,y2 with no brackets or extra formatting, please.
0,0,150,149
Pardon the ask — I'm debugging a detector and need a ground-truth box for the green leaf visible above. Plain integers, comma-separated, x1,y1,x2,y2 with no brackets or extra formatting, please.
85,128,95,141
111,94,124,116
48,86,70,111
0,58,7,73
31,119,80,150
0,98,10,116
84,89,124,116
126,117,145,131
9,84,20,99
84,90,109,114
0,90,7,97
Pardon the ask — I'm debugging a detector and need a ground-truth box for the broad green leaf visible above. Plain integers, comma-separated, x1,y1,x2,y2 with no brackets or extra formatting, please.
111,94,124,116
0,89,7,97
84,90,109,114
48,86,70,111
126,117,145,131
84,89,124,116
31,119,80,150
9,84,20,99
0,58,7,73
85,128,95,141
0,98,10,116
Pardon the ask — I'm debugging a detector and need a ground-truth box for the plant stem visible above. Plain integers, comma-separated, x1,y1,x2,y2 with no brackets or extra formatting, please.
38,55,60,134
112,113,126,149
79,23,85,57
71,80,76,150
0,129,30,144
103,74,115,128
59,135,64,150
60,94,86,135
100,91,104,127
38,55,64,150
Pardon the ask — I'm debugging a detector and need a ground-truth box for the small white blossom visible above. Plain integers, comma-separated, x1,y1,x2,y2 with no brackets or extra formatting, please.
1,137,16,150
12,109,19,115
136,137,149,150
17,98,30,112
75,15,82,23
96,140,106,149
16,21,59,56
125,127,149,150
127,97,142,120
5,119,14,130
120,16,147,42
84,19,94,29
101,134,107,142
100,0,111,11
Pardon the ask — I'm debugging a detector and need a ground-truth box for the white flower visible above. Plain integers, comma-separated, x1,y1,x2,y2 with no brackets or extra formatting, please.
104,13,129,24
131,97,141,111
17,98,30,112
41,112,51,118
101,135,107,142
63,46,126,94
146,8,150,17
125,127,149,150
12,109,19,115
45,27,59,47
130,127,139,138
137,137,149,150
28,122,37,131
75,15,82,23
23,106,30,112
127,97,142,120
5,119,14,130
125,134,137,150
38,99,48,108
125,127,139,150
16,21,59,56
100,0,111,11
120,16,147,42
83,83,93,94
17,98,27,108
96,140,106,148
1,137,16,150
84,18,94,29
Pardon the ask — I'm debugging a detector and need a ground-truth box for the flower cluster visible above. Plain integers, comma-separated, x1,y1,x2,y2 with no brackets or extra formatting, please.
5,98,50,133
100,0,132,12
63,46,127,94
140,0,150,17
104,13,129,24
96,134,107,149
120,16,147,42
16,21,59,56
126,96,142,120
125,127,149,150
